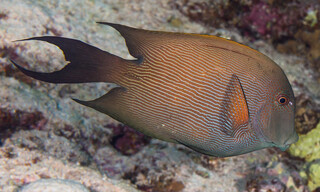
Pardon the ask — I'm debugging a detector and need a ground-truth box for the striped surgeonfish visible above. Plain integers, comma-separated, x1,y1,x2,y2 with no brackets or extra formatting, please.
11,22,299,157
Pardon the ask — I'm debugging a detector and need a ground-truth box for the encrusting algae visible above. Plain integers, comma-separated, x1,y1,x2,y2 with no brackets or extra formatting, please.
289,122,320,191
288,123,320,162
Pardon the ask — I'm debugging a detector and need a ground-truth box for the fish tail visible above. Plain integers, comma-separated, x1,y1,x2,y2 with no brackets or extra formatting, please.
11,36,136,86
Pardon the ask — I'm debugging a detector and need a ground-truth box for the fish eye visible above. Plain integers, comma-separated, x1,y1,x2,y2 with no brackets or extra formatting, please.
277,94,289,105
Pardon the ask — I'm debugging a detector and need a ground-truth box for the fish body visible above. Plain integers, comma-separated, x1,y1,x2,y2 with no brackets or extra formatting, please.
12,23,299,157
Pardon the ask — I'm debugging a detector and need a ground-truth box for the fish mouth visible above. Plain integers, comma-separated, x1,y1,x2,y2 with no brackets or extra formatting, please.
285,131,299,145
266,141,289,151
277,144,290,151
273,131,299,151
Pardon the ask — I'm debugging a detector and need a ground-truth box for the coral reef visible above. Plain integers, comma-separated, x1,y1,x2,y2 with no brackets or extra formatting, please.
245,162,307,192
173,0,317,41
121,149,187,192
0,108,46,144
294,94,320,134
307,161,320,191
108,124,151,156
277,29,320,75
294,29,320,70
288,122,320,190
288,123,320,162
10,129,91,165
0,143,139,192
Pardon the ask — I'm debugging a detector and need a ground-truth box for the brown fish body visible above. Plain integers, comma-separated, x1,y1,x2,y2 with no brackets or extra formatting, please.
12,23,299,157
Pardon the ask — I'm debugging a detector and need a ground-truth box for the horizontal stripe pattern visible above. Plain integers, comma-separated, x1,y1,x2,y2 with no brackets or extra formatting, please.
103,25,295,156
114,38,270,156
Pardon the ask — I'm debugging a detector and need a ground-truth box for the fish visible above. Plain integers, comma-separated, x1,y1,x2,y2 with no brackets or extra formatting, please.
11,22,299,157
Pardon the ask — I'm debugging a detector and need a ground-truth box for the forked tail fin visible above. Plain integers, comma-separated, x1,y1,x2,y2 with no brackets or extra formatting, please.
11,36,133,85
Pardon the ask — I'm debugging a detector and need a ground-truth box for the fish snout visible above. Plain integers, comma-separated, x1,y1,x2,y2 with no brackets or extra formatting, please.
276,131,299,151
285,131,299,145
278,144,290,151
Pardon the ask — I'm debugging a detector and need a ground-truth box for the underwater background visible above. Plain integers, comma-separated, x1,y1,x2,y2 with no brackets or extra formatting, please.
0,0,319,191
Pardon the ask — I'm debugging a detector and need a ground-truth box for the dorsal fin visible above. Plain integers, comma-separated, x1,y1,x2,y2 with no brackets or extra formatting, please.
97,22,272,66
220,74,250,140
97,22,156,59
97,22,177,59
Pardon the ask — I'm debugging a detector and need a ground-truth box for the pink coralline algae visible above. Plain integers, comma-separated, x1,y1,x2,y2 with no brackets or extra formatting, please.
174,0,318,41
240,1,304,40
107,124,151,156
173,0,320,74
246,162,308,192
0,108,47,144
242,2,279,37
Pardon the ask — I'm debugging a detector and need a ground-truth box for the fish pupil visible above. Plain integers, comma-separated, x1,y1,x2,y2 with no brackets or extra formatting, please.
279,97,286,104
276,94,289,105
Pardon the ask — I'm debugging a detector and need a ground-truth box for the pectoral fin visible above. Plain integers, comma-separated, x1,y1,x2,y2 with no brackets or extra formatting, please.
220,74,250,139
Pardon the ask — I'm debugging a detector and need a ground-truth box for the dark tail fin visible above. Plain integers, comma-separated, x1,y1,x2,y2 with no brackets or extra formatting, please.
11,36,131,84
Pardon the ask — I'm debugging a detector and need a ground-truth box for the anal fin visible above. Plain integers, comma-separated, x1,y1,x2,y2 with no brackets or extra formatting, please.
73,87,126,117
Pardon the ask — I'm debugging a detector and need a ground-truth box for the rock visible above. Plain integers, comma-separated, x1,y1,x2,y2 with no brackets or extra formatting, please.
295,30,320,62
20,179,90,192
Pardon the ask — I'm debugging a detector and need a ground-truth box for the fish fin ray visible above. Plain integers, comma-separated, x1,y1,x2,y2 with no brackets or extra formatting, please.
220,74,250,139
12,36,130,84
